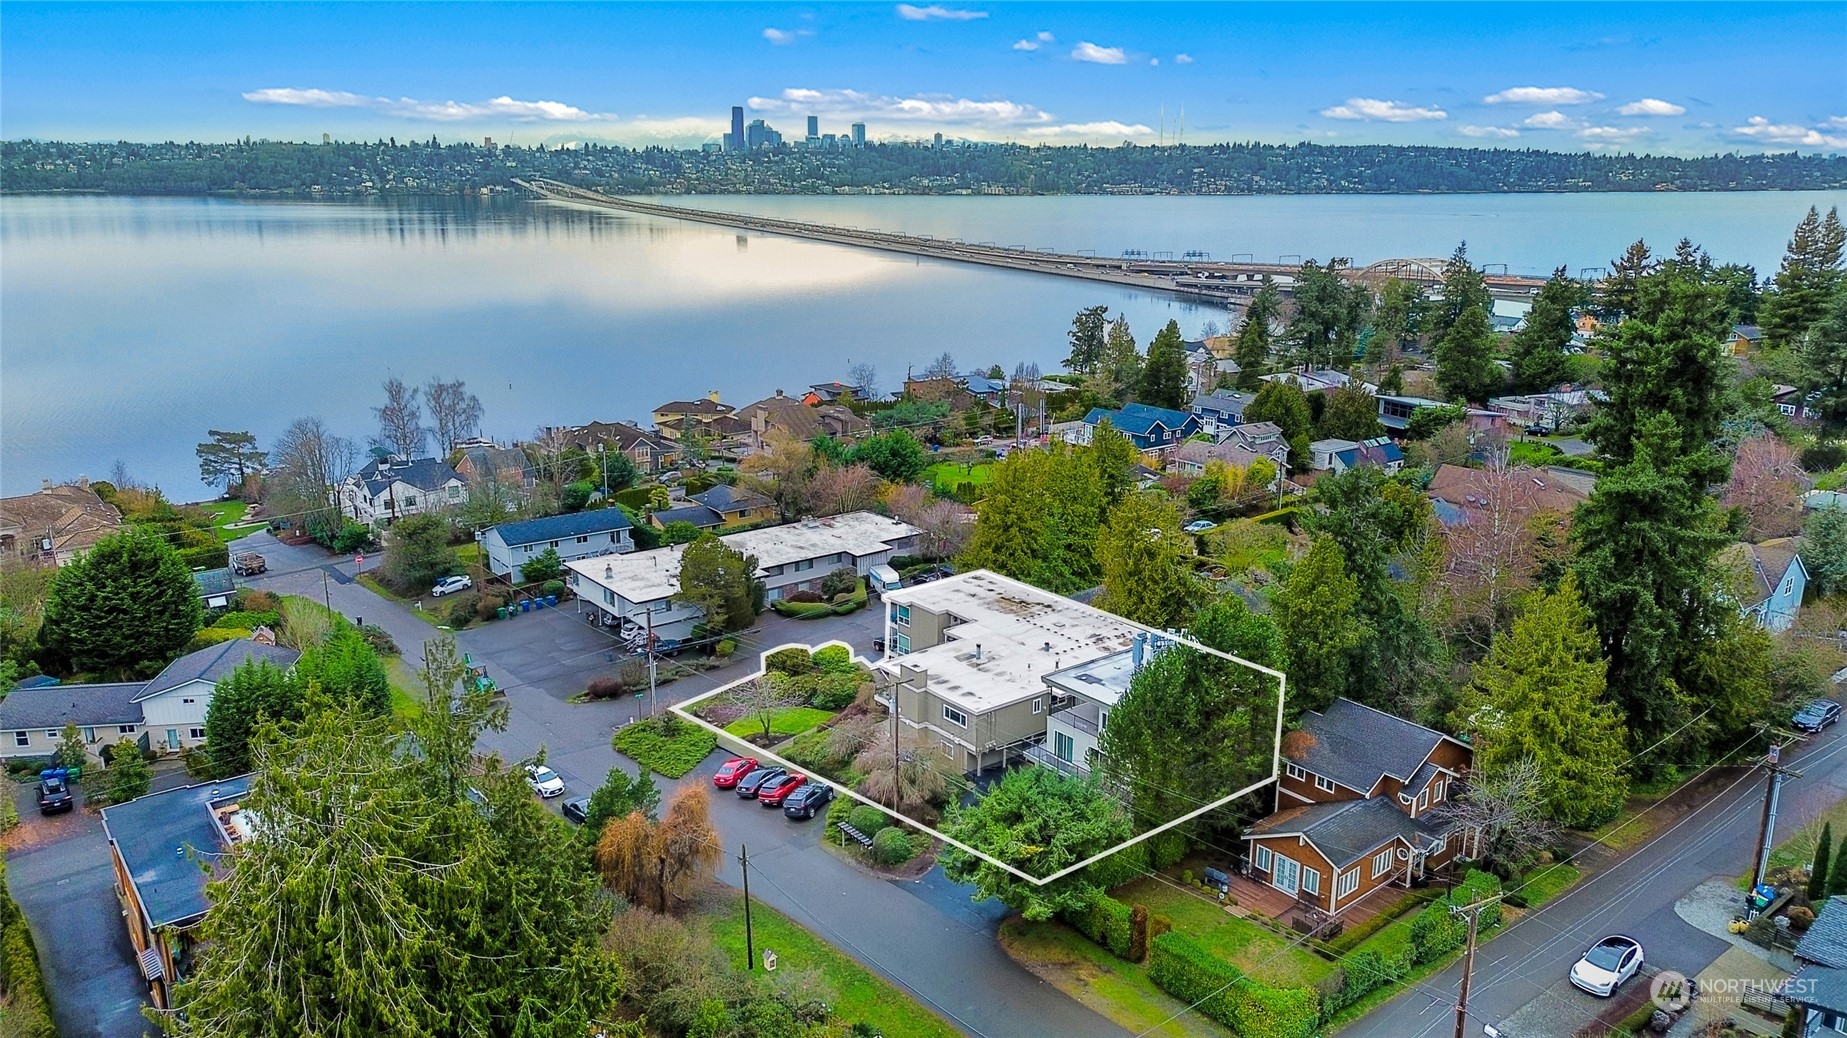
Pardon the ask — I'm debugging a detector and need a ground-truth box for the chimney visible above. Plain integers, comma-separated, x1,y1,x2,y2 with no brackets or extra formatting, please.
40,479,52,491
775,388,785,398
707,390,720,403
975,643,982,660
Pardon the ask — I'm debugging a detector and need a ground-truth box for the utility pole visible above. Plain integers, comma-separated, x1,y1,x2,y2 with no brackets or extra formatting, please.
323,569,333,612
645,605,657,718
1751,742,1802,893
738,844,757,970
1450,894,1504,1038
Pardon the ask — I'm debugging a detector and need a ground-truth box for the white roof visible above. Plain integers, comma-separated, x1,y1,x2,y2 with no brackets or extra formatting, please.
566,511,917,607
879,570,1145,713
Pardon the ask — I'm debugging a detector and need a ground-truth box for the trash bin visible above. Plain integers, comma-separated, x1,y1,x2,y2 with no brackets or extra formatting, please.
496,607,508,621
534,597,545,609
546,594,558,607
520,598,531,613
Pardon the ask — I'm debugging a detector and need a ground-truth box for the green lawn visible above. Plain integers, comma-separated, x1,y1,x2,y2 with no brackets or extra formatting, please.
724,707,837,742
705,891,964,1038
384,657,426,722
1515,863,1582,908
1115,877,1335,987
998,918,1220,1038
1739,794,1847,887
613,717,717,778
199,500,260,544
925,460,994,493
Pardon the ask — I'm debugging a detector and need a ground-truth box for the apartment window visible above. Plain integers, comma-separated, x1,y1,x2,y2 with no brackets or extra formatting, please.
1301,867,1320,896
943,705,969,729
576,536,590,544
1337,869,1360,899
1031,697,1042,714
523,544,534,553
795,558,815,572
118,725,137,735
189,728,206,740
182,697,196,705
1254,845,1272,872
1285,763,1307,781
549,540,560,549
1372,848,1394,879
45,730,58,740
892,604,911,627
893,633,911,654
1314,775,1335,793
12,733,26,747
1053,731,1075,762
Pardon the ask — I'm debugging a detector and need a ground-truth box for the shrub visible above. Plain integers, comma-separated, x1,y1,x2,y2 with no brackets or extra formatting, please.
1147,932,1319,1038
871,827,912,865
1409,871,1502,965
236,589,280,613
1149,914,1172,943
213,609,280,631
541,579,567,600
1130,903,1149,963
786,590,826,604
1066,894,1134,960
445,598,476,628
820,567,859,599
612,716,716,778
812,644,856,675
359,624,400,657
0,795,18,834
1323,949,1408,1018
1181,869,1194,886
587,677,627,700
715,638,737,659
1789,905,1817,932
847,804,889,835
1803,442,1847,473
474,594,504,621
766,647,816,675
187,627,250,652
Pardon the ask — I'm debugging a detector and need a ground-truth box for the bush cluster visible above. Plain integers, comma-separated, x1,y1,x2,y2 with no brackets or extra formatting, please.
0,858,56,1038
612,716,716,778
1147,931,1319,1038
871,827,912,865
212,609,281,630
1408,871,1502,965
1064,894,1135,960
845,804,889,835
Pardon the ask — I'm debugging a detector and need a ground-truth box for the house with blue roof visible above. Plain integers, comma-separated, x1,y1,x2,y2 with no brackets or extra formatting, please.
1190,390,1256,437
1079,403,1200,453
481,508,636,578
1309,437,1405,475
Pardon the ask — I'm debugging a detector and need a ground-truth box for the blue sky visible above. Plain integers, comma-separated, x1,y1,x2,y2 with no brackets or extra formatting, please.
3,2,1843,153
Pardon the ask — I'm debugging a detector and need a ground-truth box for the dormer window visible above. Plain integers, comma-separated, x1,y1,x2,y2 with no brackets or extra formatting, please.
1314,775,1335,793
1285,762,1307,781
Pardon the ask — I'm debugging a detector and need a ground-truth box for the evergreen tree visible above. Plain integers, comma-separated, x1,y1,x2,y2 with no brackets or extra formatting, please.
1370,277,1428,361
1234,278,1281,388
1596,240,1656,323
1243,378,1314,470
1810,822,1834,901
1272,534,1367,715
294,625,391,716
1455,577,1627,829
1798,286,1847,423
1095,491,1198,629
1099,316,1143,405
1288,260,1370,369
959,444,1104,594
1065,305,1110,375
381,513,458,594
1087,421,1138,509
1762,206,1846,349
675,535,758,633
1509,266,1581,391
205,660,303,777
1805,503,1847,597
1434,302,1502,404
106,740,151,802
581,766,662,839
53,723,87,770
940,767,1135,921
1430,242,1492,342
1317,384,1383,441
1138,320,1190,409
41,527,203,675
1832,841,1847,898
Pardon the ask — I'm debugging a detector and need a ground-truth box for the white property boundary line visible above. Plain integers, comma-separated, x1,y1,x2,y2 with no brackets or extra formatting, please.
672,629,1287,888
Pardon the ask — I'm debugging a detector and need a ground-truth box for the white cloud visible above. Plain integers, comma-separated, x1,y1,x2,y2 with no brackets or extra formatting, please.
1483,86,1605,105
242,87,615,122
1012,30,1054,51
1023,121,1156,142
896,4,987,20
1617,98,1686,117
1522,111,1574,129
749,87,1052,126
1319,97,1447,122
1578,125,1650,144
1459,125,1521,139
1828,116,1847,129
1174,53,1195,65
762,27,812,44
1733,116,1847,149
1071,41,1128,65
1149,58,1159,66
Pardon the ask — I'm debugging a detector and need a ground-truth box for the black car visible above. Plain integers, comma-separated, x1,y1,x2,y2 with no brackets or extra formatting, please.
736,767,787,799
1794,699,1843,732
1524,424,1548,436
36,774,74,815
781,782,835,819
561,796,591,824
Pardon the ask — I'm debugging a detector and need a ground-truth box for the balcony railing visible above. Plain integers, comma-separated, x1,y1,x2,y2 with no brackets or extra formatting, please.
1021,741,1090,779
1050,711,1101,738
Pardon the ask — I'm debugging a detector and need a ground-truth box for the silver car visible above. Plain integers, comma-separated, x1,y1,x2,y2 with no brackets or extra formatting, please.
431,574,473,597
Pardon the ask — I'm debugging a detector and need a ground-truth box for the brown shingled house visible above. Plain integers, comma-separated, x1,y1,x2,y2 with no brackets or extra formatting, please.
0,481,124,567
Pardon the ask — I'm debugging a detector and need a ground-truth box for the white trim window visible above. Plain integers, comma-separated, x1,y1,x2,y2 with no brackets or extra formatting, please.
1417,789,1429,811
1254,845,1272,872
1371,848,1394,879
12,732,27,748
1031,697,1042,714
1314,775,1335,793
1301,866,1321,896
893,633,911,654
189,727,206,740
943,705,969,729
1337,869,1360,899
892,604,911,627
1285,762,1307,781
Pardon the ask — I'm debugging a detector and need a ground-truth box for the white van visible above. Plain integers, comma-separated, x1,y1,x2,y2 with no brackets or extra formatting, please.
867,564,904,595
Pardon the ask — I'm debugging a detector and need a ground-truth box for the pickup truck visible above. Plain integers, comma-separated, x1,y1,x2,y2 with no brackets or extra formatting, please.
232,552,268,576
37,770,74,815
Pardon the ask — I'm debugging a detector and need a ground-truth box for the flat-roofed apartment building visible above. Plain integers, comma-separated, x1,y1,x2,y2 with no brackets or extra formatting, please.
878,570,1151,776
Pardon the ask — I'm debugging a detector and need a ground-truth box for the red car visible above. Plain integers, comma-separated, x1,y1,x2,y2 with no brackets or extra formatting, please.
759,773,807,807
712,756,760,789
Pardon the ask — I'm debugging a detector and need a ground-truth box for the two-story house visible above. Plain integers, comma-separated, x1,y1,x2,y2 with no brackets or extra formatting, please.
1224,422,1293,471
480,510,636,579
1720,537,1809,633
0,481,124,567
338,456,465,527
1242,699,1472,917
650,484,777,532
1190,390,1256,438
1077,404,1201,454
650,393,735,441
548,421,678,474
1786,895,1847,1036
736,390,870,451
453,443,535,492
1308,437,1405,475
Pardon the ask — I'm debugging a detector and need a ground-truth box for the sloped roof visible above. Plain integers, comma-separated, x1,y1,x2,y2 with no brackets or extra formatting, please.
1191,390,1255,416
651,504,724,529
1799,897,1847,969
457,445,533,482
489,508,634,548
1173,439,1261,470
1734,324,1765,341
0,483,124,560
1287,698,1459,795
1247,796,1447,869
1426,464,1590,519
138,640,302,702
654,398,734,417
1084,403,1194,437
692,484,773,513
193,567,237,599
1720,537,1806,607
101,775,252,929
555,421,671,453
0,681,144,731
1334,438,1404,470
353,457,463,495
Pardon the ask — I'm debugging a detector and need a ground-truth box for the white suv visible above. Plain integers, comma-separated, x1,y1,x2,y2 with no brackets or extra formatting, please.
525,764,565,798
431,575,473,597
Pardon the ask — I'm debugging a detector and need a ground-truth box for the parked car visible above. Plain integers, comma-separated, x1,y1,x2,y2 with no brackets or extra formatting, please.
759,773,808,807
1182,520,1216,534
231,551,268,576
781,782,834,819
36,772,74,815
1569,935,1644,996
712,756,760,789
525,764,566,798
1794,699,1842,732
431,574,473,597
561,796,591,824
736,766,787,799
1524,424,1549,436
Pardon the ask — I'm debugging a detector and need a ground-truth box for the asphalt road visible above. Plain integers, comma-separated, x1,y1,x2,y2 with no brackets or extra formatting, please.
235,532,1132,1038
1341,723,1847,1038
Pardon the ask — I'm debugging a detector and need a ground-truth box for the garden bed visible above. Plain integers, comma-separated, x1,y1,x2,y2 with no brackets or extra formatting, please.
612,717,717,778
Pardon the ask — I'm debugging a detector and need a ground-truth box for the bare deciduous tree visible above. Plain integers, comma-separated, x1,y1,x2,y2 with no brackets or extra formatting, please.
424,377,483,454
854,721,949,818
1439,454,1542,650
885,483,931,526
1432,757,1557,876
1724,434,1807,540
268,416,357,529
594,786,721,915
730,677,802,743
914,499,973,561
922,352,960,381
810,462,881,517
739,429,819,520
374,376,427,458
846,362,880,400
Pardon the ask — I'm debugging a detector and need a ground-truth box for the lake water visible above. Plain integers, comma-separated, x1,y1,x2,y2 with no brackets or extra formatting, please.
4,190,1844,497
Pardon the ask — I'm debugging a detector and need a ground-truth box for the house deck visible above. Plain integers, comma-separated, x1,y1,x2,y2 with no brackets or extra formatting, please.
1221,870,1407,935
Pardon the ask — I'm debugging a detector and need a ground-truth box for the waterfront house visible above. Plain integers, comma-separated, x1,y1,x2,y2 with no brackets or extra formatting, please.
1184,340,1239,393
453,442,536,491
1720,537,1808,633
338,456,465,527
651,393,736,441
736,390,870,450
481,510,636,579
0,481,123,567
804,381,868,405
548,421,678,474
1242,699,1471,917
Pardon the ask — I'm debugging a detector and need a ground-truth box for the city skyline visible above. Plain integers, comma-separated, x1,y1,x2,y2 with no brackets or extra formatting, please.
0,2,1842,155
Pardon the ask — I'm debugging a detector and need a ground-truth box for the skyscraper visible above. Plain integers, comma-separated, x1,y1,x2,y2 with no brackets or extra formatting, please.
729,106,745,151
806,115,819,138
851,123,866,147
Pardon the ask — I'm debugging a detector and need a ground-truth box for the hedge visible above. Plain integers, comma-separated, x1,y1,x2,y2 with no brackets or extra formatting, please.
1409,871,1503,965
1147,932,1319,1038
1321,948,1411,1019
871,827,912,865
1064,894,1134,960
0,857,57,1038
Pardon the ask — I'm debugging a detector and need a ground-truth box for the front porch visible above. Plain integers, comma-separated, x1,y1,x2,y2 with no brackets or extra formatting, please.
1217,869,1408,936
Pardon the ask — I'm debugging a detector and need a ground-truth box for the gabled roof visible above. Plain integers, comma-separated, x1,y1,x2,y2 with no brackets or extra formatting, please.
0,681,144,731
553,420,672,453
1426,464,1590,520
489,508,634,548
193,567,237,598
1333,438,1404,470
1720,537,1807,607
692,484,773,513
0,483,124,560
351,457,463,495
457,445,533,482
1173,439,1261,470
1191,390,1255,416
1229,421,1283,442
654,398,734,417
138,640,302,702
1246,796,1447,869
1287,698,1464,795
101,775,253,929
1733,324,1765,341
1084,403,1194,437
1798,896,1847,969
651,504,724,529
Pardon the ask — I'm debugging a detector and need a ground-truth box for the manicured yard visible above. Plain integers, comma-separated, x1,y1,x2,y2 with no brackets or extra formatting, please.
705,891,964,1038
925,460,994,494
724,707,836,742
1115,877,1335,987
1516,863,1582,908
998,917,1220,1038
613,717,717,777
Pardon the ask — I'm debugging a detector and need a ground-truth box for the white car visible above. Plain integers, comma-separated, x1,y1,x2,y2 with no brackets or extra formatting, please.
430,574,473,597
1183,520,1217,534
525,764,566,799
1569,935,1643,997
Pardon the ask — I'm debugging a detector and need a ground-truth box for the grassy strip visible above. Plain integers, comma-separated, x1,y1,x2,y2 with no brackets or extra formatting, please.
925,461,993,493
384,657,426,722
998,917,1219,1038
1737,792,1847,887
1515,863,1582,908
1115,877,1335,986
724,707,836,742
613,718,716,778
705,891,963,1038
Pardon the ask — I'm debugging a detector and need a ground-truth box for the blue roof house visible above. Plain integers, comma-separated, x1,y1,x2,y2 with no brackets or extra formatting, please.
1081,403,1200,453
481,509,636,579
